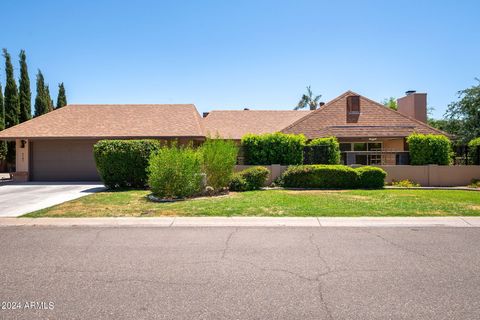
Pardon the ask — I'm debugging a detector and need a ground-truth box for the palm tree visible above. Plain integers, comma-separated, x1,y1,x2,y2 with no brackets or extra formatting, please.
295,86,322,110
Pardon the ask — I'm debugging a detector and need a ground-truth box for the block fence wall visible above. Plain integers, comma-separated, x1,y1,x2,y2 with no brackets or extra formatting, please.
235,165,480,187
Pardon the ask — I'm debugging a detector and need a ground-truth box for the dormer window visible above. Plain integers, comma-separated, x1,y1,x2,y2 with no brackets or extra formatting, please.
347,95,360,114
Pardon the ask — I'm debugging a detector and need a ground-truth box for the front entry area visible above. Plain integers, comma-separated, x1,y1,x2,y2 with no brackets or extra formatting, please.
30,140,100,181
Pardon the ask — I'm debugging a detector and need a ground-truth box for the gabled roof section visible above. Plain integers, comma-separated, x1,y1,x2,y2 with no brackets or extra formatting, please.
0,104,206,139
282,90,448,139
204,110,312,139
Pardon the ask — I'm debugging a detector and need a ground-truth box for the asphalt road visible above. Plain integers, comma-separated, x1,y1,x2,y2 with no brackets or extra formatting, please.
1,227,479,319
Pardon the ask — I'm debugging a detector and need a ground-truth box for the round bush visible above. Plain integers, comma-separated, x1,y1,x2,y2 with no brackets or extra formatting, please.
229,173,247,191
356,166,386,189
94,140,160,189
229,166,270,191
148,145,202,199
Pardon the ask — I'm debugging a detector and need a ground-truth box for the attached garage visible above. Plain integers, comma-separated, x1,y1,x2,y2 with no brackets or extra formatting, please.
30,140,100,181
0,104,206,182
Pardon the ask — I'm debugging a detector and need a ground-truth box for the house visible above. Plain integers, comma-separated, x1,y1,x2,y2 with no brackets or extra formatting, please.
0,104,205,181
281,90,446,165
0,90,448,181
204,91,446,166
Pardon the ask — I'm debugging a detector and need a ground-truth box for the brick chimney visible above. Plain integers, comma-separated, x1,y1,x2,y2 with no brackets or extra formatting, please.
397,91,427,123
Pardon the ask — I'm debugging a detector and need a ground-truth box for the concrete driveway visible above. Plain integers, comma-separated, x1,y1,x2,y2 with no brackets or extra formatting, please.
0,182,105,217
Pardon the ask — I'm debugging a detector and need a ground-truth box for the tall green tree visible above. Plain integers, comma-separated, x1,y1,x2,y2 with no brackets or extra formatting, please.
0,83,7,161
295,86,322,110
56,82,67,108
45,85,54,112
382,97,398,110
445,79,480,144
3,48,20,164
18,50,31,122
34,70,53,117
2,49,20,128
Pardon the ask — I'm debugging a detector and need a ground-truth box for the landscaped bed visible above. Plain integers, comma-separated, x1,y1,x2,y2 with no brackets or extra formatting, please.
24,189,480,218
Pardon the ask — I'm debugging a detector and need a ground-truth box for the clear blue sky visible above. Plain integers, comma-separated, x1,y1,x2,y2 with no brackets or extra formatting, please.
2,0,479,119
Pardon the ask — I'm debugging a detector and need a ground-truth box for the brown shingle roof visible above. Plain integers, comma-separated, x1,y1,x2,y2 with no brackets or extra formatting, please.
282,91,448,139
0,104,205,140
204,110,312,139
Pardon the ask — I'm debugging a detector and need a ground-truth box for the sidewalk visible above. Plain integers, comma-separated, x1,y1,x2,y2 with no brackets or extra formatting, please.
1,216,480,227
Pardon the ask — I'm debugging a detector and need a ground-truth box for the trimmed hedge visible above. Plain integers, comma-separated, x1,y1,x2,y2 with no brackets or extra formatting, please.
281,165,359,189
406,134,452,165
148,145,202,199
356,166,387,189
280,165,386,189
229,166,270,191
241,132,306,165
94,140,160,189
468,137,480,165
304,137,341,164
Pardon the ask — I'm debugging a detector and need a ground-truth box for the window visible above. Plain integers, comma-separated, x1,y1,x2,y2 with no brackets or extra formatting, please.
353,143,367,151
340,143,352,152
355,155,368,165
347,96,360,113
368,143,382,151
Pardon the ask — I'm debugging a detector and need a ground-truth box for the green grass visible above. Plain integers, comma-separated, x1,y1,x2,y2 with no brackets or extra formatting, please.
24,189,480,217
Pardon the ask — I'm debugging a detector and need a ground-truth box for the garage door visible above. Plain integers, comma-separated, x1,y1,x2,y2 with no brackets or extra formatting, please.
30,140,100,181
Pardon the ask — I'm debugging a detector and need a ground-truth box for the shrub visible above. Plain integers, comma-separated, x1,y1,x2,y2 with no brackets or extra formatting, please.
356,166,386,189
391,179,421,188
407,133,452,165
304,137,340,164
468,138,480,165
148,145,202,199
199,138,238,191
241,132,306,165
469,178,480,188
280,165,386,189
280,165,360,189
94,139,160,189
229,166,270,191
229,173,248,192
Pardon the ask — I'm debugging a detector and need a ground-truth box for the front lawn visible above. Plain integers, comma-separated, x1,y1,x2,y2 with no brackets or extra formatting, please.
24,189,480,217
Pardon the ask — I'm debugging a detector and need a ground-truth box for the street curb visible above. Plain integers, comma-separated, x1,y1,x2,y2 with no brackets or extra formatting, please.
1,217,480,228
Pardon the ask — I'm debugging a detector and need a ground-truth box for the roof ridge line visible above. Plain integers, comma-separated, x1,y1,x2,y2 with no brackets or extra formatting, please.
281,91,353,132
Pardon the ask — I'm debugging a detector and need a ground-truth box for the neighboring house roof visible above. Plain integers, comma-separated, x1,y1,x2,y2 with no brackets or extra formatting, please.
282,91,448,139
0,104,205,139
204,110,312,139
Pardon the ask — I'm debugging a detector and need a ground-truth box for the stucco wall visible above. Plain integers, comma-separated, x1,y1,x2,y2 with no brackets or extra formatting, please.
383,139,404,151
236,165,480,187
15,139,29,172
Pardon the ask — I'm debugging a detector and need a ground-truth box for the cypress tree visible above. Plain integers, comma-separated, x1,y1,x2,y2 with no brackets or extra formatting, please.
2,49,20,128
0,83,6,161
56,82,67,108
3,48,20,164
34,70,49,117
45,85,54,112
18,50,31,122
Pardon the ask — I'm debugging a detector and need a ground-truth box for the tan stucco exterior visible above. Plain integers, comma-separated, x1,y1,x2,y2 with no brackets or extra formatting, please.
15,139,30,172
236,164,480,187
383,139,404,151
12,139,30,181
